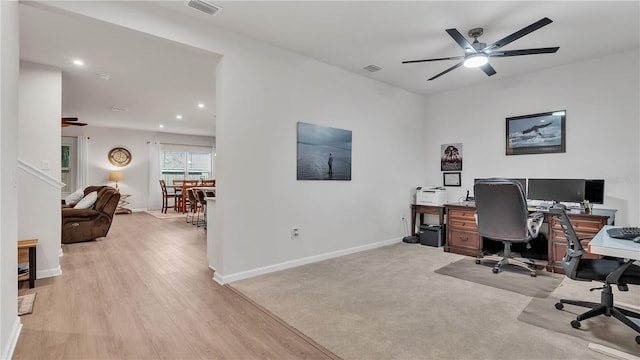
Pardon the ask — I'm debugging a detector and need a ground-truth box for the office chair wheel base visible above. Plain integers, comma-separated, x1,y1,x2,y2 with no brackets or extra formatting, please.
475,259,481,264
571,320,581,329
492,268,499,274
555,303,564,310
530,272,537,277
636,336,640,345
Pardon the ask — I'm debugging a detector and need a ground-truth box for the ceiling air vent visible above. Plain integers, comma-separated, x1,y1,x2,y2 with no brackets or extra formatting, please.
186,0,223,16
362,64,382,73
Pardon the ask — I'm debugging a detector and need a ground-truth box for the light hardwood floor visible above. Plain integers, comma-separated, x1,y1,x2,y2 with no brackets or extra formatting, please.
15,212,339,360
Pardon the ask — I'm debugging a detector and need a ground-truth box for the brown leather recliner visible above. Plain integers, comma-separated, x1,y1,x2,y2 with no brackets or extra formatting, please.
61,186,121,244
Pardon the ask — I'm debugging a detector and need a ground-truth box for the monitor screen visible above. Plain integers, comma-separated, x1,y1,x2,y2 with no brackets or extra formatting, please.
527,178,585,203
474,178,527,196
584,179,605,204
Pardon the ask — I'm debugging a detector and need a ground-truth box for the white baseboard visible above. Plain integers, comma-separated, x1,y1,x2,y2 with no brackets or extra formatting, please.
37,266,61,279
1,317,22,360
216,237,402,285
588,343,640,360
213,271,225,285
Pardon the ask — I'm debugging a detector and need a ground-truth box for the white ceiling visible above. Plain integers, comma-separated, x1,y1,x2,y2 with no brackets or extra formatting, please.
19,3,220,136
19,1,640,136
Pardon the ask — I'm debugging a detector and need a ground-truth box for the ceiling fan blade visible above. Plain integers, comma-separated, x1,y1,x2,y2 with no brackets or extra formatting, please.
480,63,497,77
428,62,464,81
489,47,559,57
483,17,553,52
402,56,465,64
61,117,88,127
445,28,476,53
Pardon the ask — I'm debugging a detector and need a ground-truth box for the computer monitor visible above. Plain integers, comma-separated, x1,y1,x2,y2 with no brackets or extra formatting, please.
584,179,605,204
527,178,585,203
474,178,527,196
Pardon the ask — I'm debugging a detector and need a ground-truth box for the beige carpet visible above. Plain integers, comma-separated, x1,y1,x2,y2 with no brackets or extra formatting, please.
144,210,186,219
231,243,638,360
435,257,563,298
518,295,640,356
18,293,36,316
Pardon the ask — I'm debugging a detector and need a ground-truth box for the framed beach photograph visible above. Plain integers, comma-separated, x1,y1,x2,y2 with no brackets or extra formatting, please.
506,110,566,155
297,122,352,181
443,172,461,187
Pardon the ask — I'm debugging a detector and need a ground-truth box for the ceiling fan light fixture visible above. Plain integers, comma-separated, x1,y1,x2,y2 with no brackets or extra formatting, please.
463,54,488,68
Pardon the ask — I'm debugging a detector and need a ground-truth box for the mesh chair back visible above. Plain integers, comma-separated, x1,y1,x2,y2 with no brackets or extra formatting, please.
548,204,587,279
474,179,530,242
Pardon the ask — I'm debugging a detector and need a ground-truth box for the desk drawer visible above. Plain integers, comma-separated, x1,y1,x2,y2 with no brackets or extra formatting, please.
448,209,476,221
448,230,480,250
550,218,602,232
448,219,478,231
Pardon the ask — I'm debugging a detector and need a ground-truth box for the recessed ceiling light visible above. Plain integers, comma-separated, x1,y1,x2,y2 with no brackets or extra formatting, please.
159,124,165,128
98,73,111,80
176,115,183,120
111,106,128,112
197,103,205,108
72,59,84,66
186,0,223,16
362,64,382,73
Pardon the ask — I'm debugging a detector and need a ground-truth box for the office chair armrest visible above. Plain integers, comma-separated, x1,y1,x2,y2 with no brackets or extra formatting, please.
604,260,636,285
527,212,544,238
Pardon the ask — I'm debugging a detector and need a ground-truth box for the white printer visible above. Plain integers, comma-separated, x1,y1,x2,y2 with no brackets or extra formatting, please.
416,186,447,206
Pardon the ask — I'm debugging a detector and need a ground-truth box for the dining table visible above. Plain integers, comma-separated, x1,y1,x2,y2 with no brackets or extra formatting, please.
167,182,216,213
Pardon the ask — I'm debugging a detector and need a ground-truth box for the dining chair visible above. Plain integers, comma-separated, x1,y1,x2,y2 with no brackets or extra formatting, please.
185,188,200,224
196,189,208,228
200,179,216,187
159,180,179,214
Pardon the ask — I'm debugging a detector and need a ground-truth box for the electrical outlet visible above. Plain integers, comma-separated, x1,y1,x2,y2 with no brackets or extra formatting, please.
291,228,300,240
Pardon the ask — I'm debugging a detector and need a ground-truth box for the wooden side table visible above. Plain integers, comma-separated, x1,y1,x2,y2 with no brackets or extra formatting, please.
410,204,445,235
18,239,38,288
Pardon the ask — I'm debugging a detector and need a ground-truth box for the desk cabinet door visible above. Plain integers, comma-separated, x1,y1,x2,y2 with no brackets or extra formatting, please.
548,215,607,273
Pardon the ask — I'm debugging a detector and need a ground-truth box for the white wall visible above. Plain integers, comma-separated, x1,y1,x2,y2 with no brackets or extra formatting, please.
18,61,63,279
0,2,22,358
62,125,215,211
424,50,640,225
45,2,426,282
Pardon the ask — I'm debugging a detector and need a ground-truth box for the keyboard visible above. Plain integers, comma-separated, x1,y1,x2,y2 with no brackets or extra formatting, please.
606,227,640,240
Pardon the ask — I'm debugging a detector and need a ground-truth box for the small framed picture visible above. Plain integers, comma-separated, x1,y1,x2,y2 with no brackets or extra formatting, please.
443,172,461,187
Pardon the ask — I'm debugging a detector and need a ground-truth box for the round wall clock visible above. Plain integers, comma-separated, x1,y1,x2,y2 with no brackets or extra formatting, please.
108,147,132,167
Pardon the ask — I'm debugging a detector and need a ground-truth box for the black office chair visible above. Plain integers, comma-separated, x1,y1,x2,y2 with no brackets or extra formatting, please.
550,204,640,344
474,179,544,276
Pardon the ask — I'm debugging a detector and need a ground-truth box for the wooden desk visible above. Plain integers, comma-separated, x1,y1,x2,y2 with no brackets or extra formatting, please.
444,203,611,274
18,239,37,288
411,204,445,235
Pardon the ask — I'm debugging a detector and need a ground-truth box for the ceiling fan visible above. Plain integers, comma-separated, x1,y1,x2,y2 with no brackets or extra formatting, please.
402,17,559,81
61,117,88,127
